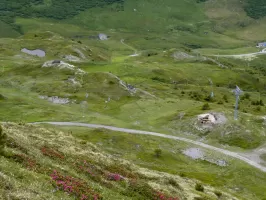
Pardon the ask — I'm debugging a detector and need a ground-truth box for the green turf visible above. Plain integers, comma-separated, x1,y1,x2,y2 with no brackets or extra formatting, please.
0,21,21,38
1,1,266,199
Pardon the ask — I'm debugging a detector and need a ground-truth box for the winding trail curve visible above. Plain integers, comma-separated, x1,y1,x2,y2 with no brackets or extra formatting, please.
120,39,139,57
213,48,266,58
32,122,266,172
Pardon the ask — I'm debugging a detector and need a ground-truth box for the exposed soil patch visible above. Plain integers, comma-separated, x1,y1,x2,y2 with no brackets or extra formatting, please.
39,96,70,104
21,48,45,57
182,147,228,167
42,60,86,74
172,52,194,60
196,112,227,131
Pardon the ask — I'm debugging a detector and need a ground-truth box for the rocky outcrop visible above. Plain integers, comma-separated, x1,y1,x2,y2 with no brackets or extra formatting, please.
42,60,86,74
62,55,82,62
39,96,70,104
197,112,227,125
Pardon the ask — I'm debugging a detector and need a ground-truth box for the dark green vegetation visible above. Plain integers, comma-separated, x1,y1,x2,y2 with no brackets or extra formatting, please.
195,183,204,192
0,125,7,155
154,149,162,158
245,0,266,19
0,0,123,33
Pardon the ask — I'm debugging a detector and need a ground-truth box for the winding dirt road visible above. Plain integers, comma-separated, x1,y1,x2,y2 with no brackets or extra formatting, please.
214,48,266,58
32,122,266,172
120,39,139,57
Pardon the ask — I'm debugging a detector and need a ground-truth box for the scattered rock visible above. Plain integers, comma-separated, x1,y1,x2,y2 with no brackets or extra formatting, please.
215,160,227,167
197,112,227,125
183,148,228,167
134,121,141,125
42,60,74,69
106,72,137,94
52,60,61,64
198,113,216,124
21,48,46,57
127,84,136,91
67,77,81,86
129,53,140,57
39,96,70,104
63,55,81,62
203,56,228,68
262,116,266,125
42,60,86,74
73,48,86,59
172,52,194,60
98,33,108,40
178,112,186,120
183,148,204,160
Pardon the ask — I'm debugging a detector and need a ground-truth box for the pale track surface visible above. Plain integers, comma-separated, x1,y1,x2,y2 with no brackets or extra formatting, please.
31,121,266,172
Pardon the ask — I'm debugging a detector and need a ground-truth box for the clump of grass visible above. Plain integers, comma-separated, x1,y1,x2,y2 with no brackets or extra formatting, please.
0,125,7,155
6,137,28,153
12,154,38,171
154,148,162,158
214,190,222,198
123,179,154,199
223,95,228,103
168,178,179,188
0,94,7,100
194,197,207,200
195,183,204,192
202,103,210,110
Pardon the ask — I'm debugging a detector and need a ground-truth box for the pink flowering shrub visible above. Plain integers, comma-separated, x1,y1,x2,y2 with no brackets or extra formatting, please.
50,170,102,200
12,154,38,171
107,173,123,181
105,164,138,179
73,159,105,184
154,191,180,200
74,160,98,177
41,146,64,160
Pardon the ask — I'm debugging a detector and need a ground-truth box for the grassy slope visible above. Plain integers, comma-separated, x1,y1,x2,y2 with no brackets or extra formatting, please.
0,123,243,200
0,21,21,38
1,31,266,150
1,1,266,199
66,126,266,200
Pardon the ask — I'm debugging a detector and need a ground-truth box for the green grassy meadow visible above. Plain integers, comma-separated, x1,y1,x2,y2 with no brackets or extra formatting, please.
1,0,266,199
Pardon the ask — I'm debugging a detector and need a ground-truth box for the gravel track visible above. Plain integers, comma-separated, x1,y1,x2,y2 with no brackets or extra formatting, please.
31,121,266,172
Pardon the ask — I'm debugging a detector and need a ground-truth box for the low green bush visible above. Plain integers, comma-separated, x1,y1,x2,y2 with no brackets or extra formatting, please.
0,125,7,155
195,183,204,192
154,149,162,158
168,178,179,188
202,103,210,110
123,180,154,199
214,190,222,198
